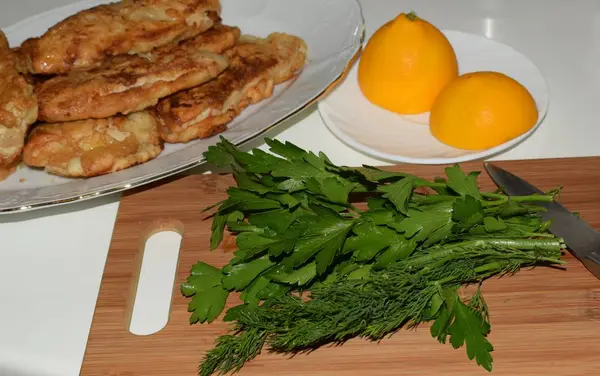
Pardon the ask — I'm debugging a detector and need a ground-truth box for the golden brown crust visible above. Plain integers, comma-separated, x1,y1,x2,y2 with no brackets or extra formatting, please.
0,156,20,182
176,23,240,54
19,0,222,74
261,33,308,84
155,32,307,143
23,111,163,178
0,30,8,51
0,48,38,173
10,46,36,76
35,25,241,123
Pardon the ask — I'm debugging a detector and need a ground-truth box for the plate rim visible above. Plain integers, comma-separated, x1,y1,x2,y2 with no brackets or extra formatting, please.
0,0,366,215
317,29,550,166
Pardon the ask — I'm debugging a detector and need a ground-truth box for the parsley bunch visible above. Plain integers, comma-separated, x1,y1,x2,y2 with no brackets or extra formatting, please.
181,137,565,376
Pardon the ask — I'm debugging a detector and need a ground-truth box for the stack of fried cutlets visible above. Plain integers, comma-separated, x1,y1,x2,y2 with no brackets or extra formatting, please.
0,0,307,180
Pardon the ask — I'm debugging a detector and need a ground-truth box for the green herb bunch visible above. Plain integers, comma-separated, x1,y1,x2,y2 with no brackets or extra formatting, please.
181,137,565,376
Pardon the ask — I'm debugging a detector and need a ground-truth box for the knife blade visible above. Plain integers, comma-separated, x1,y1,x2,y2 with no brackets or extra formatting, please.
484,162,600,279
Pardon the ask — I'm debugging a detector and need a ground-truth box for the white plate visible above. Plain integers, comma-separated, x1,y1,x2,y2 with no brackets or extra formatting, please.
0,0,364,214
318,30,549,165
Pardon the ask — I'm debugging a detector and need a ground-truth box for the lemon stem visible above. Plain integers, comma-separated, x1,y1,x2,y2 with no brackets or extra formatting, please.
406,11,419,21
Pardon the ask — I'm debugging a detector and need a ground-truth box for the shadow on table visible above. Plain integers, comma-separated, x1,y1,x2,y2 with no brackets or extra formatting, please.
0,194,120,224
0,103,317,224
0,365,43,376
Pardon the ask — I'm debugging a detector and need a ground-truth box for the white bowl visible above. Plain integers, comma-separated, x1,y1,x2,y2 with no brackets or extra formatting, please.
318,30,549,165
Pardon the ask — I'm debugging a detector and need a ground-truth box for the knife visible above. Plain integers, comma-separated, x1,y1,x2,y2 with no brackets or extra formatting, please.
484,163,600,279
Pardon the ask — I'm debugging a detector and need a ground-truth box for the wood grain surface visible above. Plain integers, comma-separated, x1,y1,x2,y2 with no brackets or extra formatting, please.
80,157,600,376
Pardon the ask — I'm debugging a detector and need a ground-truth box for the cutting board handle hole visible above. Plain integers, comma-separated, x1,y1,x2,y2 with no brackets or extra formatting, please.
129,230,183,336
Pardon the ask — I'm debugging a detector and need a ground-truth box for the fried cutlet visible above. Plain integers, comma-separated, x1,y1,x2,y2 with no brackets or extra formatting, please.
0,40,38,181
0,30,8,51
155,33,308,143
176,23,240,54
0,157,20,182
19,0,222,75
23,111,163,178
35,24,241,123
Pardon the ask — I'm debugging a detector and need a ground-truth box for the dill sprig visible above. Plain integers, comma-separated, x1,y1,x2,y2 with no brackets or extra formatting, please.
199,239,565,376
199,328,267,376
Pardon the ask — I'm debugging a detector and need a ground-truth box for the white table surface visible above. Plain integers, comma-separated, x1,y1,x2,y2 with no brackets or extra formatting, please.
1,0,599,375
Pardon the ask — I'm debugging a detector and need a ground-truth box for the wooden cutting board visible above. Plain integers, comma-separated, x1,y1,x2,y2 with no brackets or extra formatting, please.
80,157,600,376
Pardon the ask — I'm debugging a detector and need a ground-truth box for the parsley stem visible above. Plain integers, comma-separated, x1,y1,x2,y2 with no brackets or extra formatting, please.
406,238,564,268
414,179,447,189
481,192,554,206
520,232,556,238
435,256,565,287
434,262,505,285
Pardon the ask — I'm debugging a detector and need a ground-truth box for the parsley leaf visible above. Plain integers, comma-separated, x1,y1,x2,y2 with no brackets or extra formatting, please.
222,255,275,291
181,262,229,324
360,209,395,225
265,138,308,161
430,289,457,343
345,221,413,263
448,296,494,371
267,139,331,173
284,208,356,274
240,276,271,306
305,176,357,205
483,217,507,232
373,240,417,270
233,172,276,195
231,218,308,263
204,143,235,168
268,262,318,286
241,148,285,174
445,165,482,199
346,264,373,280
378,178,414,215
223,304,251,323
366,197,389,211
219,188,282,213
311,197,349,213
210,211,243,250
210,214,228,251
257,282,290,300
429,288,494,372
352,165,409,183
247,208,300,234
204,137,275,174
452,196,485,233
392,201,454,243
232,233,287,262
267,192,301,209
271,160,322,182
304,151,327,171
